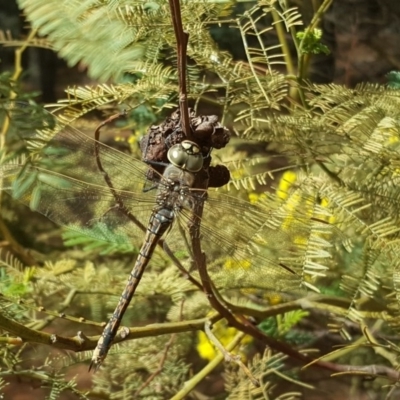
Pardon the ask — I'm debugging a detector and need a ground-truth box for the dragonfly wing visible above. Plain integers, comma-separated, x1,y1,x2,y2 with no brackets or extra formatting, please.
169,187,336,299
205,189,336,294
0,112,162,246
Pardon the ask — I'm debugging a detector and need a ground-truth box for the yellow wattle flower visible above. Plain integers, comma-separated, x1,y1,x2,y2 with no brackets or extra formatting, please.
196,319,253,361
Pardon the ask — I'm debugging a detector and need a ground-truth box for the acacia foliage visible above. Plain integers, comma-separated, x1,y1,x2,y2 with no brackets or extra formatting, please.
0,0,400,399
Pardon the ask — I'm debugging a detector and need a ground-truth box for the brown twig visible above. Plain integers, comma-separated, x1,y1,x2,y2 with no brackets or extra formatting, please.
133,334,176,396
0,310,221,352
319,361,400,381
191,236,400,381
191,233,311,364
0,228,37,266
93,111,144,229
188,171,312,366
168,0,192,140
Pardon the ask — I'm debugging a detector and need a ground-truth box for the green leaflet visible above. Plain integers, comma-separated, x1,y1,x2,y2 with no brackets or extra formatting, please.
37,172,72,189
42,145,71,157
29,184,42,211
12,170,37,200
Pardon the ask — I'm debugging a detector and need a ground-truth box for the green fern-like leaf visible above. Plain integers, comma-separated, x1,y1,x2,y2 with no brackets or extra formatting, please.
225,350,303,399
62,226,137,255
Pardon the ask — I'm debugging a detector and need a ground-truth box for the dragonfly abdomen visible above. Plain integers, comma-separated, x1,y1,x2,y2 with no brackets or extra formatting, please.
90,206,175,370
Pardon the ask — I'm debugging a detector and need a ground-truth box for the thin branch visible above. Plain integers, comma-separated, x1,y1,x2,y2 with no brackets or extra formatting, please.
204,320,259,387
0,310,221,352
168,0,192,140
93,111,145,229
0,227,37,266
297,0,333,107
0,30,39,249
325,362,400,381
133,334,176,397
133,300,184,396
188,172,312,365
271,9,295,76
0,29,38,171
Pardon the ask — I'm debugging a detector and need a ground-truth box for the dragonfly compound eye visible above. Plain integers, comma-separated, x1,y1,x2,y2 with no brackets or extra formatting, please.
167,140,203,172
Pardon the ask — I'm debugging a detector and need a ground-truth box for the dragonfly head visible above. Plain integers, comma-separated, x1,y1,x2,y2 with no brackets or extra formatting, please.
167,140,203,172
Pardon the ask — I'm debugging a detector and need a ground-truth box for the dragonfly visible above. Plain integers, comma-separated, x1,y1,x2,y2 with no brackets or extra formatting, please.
0,104,305,369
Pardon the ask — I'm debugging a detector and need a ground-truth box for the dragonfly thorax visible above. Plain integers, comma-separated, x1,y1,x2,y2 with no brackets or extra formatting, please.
155,163,197,212
163,163,196,187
